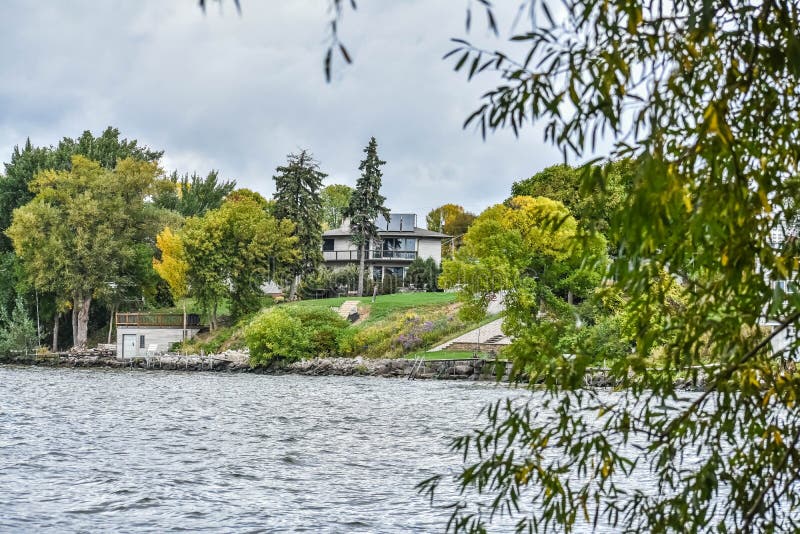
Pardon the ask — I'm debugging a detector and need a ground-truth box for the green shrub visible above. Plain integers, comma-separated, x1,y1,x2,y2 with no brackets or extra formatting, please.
0,297,37,356
245,306,351,365
288,307,349,356
245,308,309,365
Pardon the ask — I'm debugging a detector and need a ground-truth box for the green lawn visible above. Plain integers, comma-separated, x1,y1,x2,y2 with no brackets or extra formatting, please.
287,292,457,324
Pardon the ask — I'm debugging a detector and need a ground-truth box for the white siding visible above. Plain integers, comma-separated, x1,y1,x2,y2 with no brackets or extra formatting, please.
116,327,201,358
334,237,356,251
417,238,443,265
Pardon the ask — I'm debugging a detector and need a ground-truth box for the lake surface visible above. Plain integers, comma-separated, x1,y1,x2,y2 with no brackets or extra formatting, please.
0,366,528,533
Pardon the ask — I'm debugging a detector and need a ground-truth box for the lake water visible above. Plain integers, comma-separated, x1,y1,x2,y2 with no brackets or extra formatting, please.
0,366,530,533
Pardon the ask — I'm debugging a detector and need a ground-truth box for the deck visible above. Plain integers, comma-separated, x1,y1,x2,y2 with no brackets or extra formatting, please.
115,313,201,328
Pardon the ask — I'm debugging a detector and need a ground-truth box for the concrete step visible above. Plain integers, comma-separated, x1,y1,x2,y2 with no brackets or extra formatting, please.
336,300,360,320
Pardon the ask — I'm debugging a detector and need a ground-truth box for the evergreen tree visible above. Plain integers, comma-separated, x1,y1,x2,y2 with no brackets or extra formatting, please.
0,140,54,252
0,296,37,356
272,150,327,298
153,169,236,217
344,137,390,296
52,126,163,171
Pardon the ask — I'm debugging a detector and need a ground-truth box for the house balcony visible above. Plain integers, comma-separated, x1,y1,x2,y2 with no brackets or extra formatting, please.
323,250,418,262
116,313,201,328
372,250,417,260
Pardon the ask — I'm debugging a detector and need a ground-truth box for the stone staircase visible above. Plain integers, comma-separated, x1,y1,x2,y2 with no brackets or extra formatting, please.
428,317,510,352
336,300,360,321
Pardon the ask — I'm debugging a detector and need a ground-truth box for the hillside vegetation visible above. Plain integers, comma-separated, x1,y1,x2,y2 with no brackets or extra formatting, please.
182,292,491,366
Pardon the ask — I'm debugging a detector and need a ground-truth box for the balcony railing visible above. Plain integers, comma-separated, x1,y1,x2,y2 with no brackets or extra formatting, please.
323,250,418,261
323,250,360,261
116,313,201,328
372,250,417,260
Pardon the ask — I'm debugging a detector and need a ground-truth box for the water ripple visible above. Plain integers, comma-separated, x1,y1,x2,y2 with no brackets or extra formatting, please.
0,366,542,532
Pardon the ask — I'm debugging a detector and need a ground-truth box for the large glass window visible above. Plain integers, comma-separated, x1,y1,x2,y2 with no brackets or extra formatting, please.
322,238,334,251
382,238,416,251
379,238,416,258
386,266,405,279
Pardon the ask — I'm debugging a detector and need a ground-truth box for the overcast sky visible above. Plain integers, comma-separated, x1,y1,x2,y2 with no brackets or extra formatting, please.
0,1,601,223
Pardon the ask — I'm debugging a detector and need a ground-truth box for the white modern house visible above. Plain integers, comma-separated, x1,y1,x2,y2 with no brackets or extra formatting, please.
115,313,203,358
322,213,449,284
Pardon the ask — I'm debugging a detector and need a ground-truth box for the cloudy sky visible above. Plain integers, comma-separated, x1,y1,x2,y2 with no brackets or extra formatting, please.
0,1,599,221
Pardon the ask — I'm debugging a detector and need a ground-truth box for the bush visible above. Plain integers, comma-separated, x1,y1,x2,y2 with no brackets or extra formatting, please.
299,266,335,299
245,306,351,365
0,297,37,356
245,308,309,365
288,307,350,357
407,257,441,290
381,273,398,295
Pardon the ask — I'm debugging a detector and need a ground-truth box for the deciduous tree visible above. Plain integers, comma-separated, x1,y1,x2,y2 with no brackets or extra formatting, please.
417,1,800,531
7,156,162,349
181,192,298,324
320,183,353,230
511,161,633,239
153,226,190,340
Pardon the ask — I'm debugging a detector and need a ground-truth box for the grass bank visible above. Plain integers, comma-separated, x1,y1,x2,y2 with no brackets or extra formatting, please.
184,291,480,364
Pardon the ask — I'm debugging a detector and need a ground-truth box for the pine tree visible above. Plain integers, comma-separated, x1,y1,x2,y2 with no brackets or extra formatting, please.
345,137,390,296
272,150,326,298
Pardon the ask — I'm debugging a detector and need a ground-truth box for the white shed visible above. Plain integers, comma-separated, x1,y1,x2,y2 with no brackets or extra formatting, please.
115,313,203,358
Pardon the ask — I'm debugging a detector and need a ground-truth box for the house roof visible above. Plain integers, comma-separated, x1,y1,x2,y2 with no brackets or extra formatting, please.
323,226,450,239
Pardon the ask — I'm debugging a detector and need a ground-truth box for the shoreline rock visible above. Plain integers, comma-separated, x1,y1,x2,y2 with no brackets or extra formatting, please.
0,352,709,389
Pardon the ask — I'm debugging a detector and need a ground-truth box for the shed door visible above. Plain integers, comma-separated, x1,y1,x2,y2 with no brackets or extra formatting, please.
122,334,137,358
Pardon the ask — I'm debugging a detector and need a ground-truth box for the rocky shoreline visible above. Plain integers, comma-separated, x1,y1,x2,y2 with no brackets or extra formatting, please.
0,349,513,380
0,350,709,389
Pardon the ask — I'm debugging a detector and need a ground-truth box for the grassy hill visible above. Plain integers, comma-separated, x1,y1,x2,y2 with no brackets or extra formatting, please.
181,292,497,363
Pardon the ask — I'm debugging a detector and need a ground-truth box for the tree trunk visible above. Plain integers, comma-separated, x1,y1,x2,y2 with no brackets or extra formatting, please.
106,303,116,344
71,301,78,349
289,274,301,300
52,312,60,353
182,300,187,344
73,293,92,349
568,290,574,306
357,242,366,297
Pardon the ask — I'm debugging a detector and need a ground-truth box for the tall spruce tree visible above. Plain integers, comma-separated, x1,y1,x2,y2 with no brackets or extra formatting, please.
272,150,326,298
345,137,390,296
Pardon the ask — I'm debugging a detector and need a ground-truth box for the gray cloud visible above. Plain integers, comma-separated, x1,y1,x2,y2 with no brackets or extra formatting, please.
0,1,601,222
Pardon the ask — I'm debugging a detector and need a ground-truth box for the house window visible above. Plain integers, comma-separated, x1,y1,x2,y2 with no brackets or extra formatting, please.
323,239,334,251
139,335,146,349
380,238,417,258
386,266,405,279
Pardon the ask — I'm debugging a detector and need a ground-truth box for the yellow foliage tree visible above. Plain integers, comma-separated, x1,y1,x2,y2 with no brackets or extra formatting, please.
153,226,189,339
